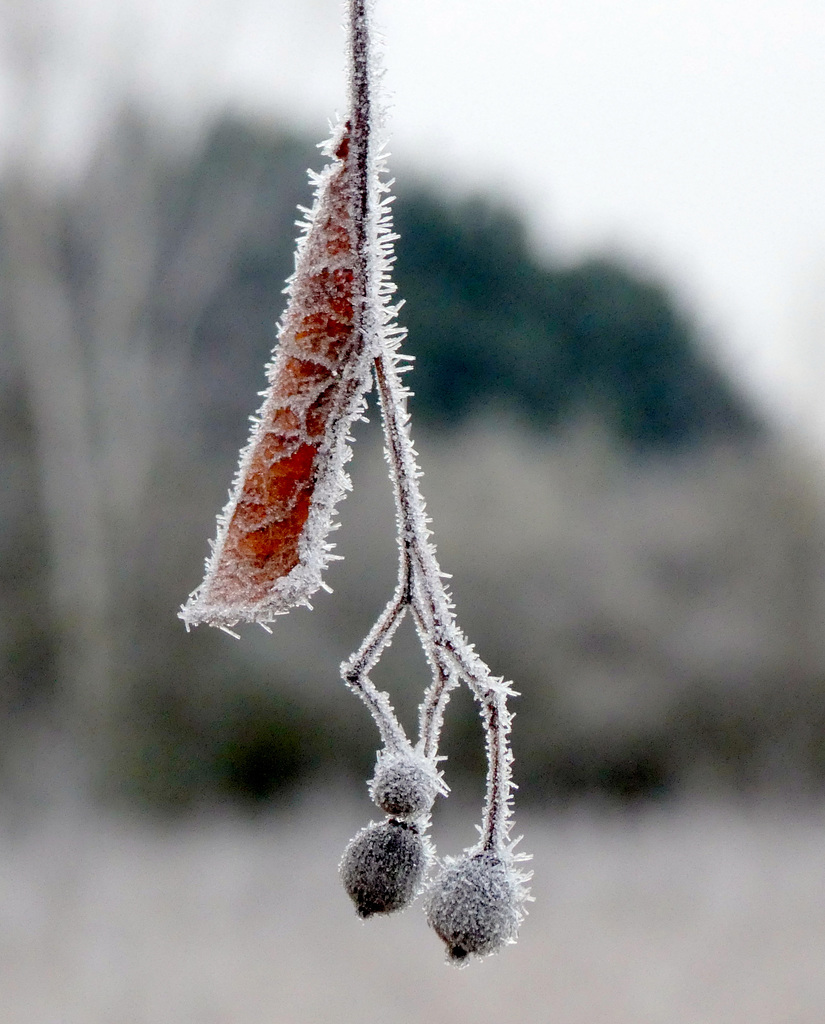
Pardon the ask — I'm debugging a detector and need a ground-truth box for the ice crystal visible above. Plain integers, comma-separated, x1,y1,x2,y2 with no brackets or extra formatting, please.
369,748,444,820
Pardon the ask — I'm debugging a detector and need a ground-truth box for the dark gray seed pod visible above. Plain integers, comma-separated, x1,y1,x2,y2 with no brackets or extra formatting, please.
340,820,428,918
369,751,440,819
425,851,521,962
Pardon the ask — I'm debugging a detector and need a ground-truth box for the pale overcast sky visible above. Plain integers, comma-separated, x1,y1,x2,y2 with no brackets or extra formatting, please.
6,0,825,443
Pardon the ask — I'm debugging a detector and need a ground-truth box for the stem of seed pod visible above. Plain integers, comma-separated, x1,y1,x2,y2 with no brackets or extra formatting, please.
341,0,518,856
349,0,371,241
342,586,409,751
337,0,411,753
372,347,518,848
478,690,510,851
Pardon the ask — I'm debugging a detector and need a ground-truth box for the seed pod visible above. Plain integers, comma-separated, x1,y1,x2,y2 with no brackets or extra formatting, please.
369,751,441,819
340,820,428,918
425,851,522,962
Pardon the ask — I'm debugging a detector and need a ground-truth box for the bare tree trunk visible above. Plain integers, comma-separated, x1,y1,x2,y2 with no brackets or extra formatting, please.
2,181,115,762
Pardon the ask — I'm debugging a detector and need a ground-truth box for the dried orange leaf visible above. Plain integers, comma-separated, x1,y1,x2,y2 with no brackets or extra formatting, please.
181,122,375,628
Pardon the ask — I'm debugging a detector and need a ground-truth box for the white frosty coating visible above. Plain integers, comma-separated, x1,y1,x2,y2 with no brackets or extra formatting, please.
425,850,531,964
369,747,447,820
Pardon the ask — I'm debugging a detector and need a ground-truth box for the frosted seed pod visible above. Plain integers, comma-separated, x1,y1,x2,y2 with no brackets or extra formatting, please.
340,820,428,918
425,851,521,962
369,750,441,819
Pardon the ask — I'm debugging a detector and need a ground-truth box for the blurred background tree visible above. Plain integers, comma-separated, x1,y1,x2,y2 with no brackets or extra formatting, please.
3,108,825,813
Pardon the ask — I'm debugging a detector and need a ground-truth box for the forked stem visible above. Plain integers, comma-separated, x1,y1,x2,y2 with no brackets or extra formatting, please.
371,347,516,850
340,0,517,856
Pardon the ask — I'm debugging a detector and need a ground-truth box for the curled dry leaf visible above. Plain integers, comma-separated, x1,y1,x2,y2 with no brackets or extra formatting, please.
181,122,375,628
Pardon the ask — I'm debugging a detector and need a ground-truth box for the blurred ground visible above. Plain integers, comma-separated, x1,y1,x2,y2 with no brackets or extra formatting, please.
3,794,825,1023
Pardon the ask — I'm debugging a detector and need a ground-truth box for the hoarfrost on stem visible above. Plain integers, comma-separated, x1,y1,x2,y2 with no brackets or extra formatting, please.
180,0,530,962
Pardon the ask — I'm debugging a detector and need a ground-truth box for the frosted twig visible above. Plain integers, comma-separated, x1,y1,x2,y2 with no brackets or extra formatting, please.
182,0,529,959
341,582,409,751
333,0,521,858
349,339,519,852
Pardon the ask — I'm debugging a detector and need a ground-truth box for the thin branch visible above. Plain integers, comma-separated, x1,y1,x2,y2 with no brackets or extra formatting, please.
477,690,514,851
370,340,518,850
340,580,409,751
411,605,458,761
